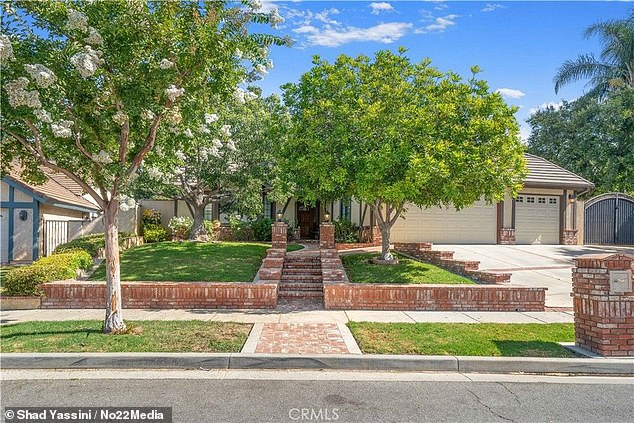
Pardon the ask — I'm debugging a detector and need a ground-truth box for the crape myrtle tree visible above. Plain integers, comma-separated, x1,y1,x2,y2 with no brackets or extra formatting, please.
0,0,288,333
282,49,526,261
138,89,291,240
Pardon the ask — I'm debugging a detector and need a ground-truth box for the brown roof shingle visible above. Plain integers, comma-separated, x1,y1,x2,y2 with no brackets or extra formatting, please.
6,167,99,211
524,153,595,190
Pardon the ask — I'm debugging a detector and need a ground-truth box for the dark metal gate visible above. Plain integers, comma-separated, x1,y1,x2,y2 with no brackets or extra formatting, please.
584,193,634,245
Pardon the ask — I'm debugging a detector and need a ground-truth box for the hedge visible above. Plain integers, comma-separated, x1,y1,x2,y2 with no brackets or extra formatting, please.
3,250,92,296
53,232,135,258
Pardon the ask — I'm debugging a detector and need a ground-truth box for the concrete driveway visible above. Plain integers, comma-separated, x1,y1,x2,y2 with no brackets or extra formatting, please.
437,244,634,308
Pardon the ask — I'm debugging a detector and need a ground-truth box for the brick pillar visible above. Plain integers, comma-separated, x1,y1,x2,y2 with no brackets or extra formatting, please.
563,229,578,245
498,228,516,245
371,225,381,246
320,223,335,250
572,253,634,356
271,222,288,250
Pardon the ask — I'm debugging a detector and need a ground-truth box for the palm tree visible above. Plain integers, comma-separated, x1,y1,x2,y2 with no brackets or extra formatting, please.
554,11,634,97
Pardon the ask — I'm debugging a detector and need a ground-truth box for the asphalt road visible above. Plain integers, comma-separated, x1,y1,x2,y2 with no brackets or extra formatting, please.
2,370,633,423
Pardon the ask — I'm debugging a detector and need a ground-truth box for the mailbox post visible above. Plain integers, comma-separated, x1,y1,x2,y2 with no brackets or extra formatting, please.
572,253,634,356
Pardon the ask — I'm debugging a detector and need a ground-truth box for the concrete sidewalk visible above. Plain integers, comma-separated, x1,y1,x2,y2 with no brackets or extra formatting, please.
0,308,574,325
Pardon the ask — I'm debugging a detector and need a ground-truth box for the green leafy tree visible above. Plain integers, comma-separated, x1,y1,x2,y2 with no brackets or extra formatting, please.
527,89,634,195
282,50,526,260
554,11,634,97
0,0,287,332
137,91,290,240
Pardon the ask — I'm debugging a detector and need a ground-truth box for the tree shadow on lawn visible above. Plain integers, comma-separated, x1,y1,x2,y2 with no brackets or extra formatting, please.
1,328,101,340
492,340,578,358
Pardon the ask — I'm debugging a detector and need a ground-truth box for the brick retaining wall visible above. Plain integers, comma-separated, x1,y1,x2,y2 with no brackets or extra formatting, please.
323,283,546,311
393,243,511,284
41,281,277,309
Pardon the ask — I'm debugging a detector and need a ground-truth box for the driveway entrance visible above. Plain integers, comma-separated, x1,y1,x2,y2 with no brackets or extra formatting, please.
437,244,634,308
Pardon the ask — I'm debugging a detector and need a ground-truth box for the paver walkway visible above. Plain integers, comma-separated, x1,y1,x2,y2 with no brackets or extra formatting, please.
245,323,360,354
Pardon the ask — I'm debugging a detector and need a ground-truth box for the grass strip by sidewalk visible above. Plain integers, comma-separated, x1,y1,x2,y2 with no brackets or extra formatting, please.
341,253,474,284
348,322,576,358
1,320,251,353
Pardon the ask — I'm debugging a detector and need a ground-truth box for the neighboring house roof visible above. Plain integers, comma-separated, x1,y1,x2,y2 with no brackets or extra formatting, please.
4,167,100,212
523,153,595,191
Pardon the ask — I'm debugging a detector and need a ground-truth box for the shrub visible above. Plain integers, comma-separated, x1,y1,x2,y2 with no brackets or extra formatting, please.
228,215,253,241
204,220,221,241
53,232,136,258
37,251,93,272
334,218,360,243
143,223,169,243
142,208,162,226
168,216,193,240
3,250,92,296
251,217,274,241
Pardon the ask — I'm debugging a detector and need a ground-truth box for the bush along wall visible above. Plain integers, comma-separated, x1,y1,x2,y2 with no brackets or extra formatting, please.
3,250,92,296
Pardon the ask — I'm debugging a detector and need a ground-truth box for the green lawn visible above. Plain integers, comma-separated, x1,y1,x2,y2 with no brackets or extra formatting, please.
89,241,270,282
348,322,577,357
1,320,251,352
341,253,474,284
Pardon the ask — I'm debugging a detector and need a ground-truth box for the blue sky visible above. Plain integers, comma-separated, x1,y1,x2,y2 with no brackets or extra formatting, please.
253,1,633,140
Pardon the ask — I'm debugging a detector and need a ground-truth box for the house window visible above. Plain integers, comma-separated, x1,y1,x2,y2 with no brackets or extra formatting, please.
549,198,558,204
204,204,214,221
517,196,524,203
527,197,535,203
263,201,275,219
538,197,546,204
339,199,352,221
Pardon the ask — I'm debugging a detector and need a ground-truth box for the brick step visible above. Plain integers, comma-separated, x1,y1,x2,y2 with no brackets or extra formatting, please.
284,260,321,266
278,282,324,291
283,265,322,271
278,290,324,298
281,268,322,275
281,275,323,282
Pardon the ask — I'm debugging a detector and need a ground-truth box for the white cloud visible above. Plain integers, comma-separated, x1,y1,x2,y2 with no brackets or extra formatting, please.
315,8,340,25
496,88,526,99
306,22,413,47
529,101,564,116
519,125,531,142
260,0,279,13
415,14,458,34
369,2,394,15
481,3,506,12
293,25,319,34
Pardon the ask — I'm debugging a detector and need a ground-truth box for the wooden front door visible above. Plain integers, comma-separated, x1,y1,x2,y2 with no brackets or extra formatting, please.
297,201,319,239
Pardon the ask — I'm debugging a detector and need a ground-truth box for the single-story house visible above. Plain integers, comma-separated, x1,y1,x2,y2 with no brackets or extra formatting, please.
142,153,595,246
1,168,101,264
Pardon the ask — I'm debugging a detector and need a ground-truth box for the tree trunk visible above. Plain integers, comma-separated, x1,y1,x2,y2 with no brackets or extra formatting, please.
189,203,208,241
380,224,392,260
103,200,126,334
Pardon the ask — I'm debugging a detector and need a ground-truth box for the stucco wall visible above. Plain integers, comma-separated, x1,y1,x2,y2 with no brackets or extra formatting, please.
12,207,33,262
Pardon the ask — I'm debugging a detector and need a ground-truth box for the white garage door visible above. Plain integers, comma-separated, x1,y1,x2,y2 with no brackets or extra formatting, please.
391,200,497,244
515,195,560,244
1,208,8,264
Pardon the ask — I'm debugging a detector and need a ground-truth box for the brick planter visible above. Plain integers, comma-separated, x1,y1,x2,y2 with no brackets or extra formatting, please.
41,280,277,309
323,283,546,311
393,243,511,285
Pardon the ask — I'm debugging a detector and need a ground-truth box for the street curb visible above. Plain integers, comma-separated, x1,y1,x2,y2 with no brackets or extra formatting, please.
2,353,632,375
